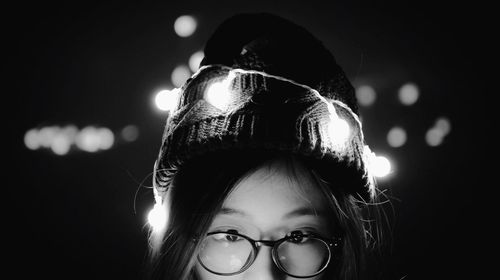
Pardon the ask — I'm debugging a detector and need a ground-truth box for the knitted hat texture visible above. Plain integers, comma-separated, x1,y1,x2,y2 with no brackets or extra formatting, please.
153,13,376,199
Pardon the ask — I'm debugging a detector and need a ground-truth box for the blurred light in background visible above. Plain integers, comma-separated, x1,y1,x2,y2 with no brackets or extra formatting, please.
371,154,392,178
425,128,443,147
97,127,114,150
121,125,139,142
24,128,41,150
174,15,197,37
76,126,110,152
38,126,59,149
425,116,451,147
25,125,118,155
356,85,377,107
154,88,181,112
398,82,419,105
435,117,451,135
171,64,191,87
189,50,204,72
387,126,407,148
51,127,73,155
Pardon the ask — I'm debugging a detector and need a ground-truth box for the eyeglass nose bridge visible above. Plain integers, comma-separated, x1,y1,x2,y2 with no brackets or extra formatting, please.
254,239,279,248
247,239,287,277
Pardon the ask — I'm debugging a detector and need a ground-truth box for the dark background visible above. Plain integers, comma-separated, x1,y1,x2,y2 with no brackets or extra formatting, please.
7,1,486,279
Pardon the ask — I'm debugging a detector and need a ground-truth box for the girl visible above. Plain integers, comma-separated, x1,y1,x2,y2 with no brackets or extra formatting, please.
145,13,388,280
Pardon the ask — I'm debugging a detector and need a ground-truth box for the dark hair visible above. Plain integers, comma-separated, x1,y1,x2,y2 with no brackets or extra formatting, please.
145,149,388,280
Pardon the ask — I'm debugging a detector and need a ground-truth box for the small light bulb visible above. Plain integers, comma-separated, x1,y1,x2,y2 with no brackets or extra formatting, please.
155,88,181,113
328,118,351,146
205,72,235,111
372,155,391,177
148,202,167,232
364,146,392,178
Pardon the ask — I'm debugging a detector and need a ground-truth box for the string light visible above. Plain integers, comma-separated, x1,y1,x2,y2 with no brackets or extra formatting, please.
371,155,392,177
356,85,377,107
121,125,139,142
387,126,407,148
174,15,197,37
189,50,204,72
171,65,191,88
328,117,351,146
155,88,181,113
425,116,451,147
24,125,129,154
398,82,419,106
148,195,167,232
364,145,392,178
205,71,236,111
326,103,351,147
24,128,40,150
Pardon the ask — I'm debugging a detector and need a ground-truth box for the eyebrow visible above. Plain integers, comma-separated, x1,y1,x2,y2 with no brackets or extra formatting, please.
283,207,328,219
219,207,248,217
218,206,327,219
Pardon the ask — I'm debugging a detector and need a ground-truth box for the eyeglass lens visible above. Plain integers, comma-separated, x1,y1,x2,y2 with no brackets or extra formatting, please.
198,232,331,277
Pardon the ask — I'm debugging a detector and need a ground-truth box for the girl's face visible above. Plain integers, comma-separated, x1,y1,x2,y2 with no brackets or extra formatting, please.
195,160,333,280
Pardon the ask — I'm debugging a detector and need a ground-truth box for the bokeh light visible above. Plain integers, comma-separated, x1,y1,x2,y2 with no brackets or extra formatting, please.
372,155,392,177
97,127,115,150
121,125,139,142
425,116,451,147
435,117,451,135
189,50,204,72
356,85,377,106
398,83,419,105
387,126,407,148
171,65,191,88
25,125,124,154
155,88,181,112
75,126,102,153
425,127,444,147
51,132,72,155
24,128,40,150
61,125,79,140
38,126,59,148
174,15,197,37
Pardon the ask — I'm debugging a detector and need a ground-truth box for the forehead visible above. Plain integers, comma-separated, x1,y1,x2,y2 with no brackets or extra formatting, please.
223,158,329,218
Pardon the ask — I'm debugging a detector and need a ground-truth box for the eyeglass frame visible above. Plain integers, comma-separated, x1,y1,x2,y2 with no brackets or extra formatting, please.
196,229,342,278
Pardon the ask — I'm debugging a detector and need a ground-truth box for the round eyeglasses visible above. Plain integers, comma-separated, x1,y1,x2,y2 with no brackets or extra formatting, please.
197,230,341,278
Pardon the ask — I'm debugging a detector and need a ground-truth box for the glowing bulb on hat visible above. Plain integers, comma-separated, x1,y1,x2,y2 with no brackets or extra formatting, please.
155,88,181,113
328,118,350,145
148,200,167,232
205,71,236,111
371,155,391,177
364,145,392,178
326,103,350,146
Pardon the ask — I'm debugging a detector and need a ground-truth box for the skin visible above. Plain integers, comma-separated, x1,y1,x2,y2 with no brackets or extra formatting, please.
195,159,334,280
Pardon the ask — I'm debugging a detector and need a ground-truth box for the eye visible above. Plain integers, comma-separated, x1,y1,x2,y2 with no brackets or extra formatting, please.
211,230,243,243
288,230,312,243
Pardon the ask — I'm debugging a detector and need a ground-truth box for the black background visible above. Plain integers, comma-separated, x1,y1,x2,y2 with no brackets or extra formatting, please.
6,1,486,279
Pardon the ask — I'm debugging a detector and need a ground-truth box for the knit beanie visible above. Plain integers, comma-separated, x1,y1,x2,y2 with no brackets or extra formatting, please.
153,13,376,200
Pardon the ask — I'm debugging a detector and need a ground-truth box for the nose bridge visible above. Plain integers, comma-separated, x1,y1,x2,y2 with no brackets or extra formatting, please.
244,245,280,280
